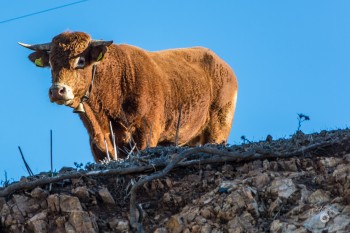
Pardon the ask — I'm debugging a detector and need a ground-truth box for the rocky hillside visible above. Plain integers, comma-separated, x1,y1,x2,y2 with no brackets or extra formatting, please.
1,129,350,233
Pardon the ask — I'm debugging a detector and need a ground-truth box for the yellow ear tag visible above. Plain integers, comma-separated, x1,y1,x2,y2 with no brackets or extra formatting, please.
97,52,103,61
34,58,44,67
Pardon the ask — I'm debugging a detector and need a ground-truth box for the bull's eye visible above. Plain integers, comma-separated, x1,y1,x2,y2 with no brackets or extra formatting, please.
75,57,86,69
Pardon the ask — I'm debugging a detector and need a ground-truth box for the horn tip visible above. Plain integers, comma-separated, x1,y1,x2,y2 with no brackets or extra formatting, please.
18,42,30,47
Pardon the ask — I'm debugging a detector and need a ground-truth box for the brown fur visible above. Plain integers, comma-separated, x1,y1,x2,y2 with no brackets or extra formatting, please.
25,32,238,162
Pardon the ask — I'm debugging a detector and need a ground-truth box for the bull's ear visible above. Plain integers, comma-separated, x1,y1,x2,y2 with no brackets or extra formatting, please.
28,51,50,68
90,41,113,62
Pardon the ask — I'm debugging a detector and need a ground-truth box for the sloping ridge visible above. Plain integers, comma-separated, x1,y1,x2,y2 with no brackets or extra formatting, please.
1,129,350,232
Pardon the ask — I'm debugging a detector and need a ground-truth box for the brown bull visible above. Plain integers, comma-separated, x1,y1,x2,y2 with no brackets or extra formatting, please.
19,31,238,162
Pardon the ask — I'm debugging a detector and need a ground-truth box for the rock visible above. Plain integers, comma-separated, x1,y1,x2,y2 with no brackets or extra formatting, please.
8,225,24,233
253,173,270,190
303,211,327,231
227,212,255,233
31,187,48,199
332,164,350,185
183,207,199,223
342,205,350,214
191,225,201,233
344,189,350,204
307,190,330,204
27,211,48,233
269,178,297,199
269,197,282,216
47,194,60,212
108,218,129,232
344,153,350,162
278,159,298,172
98,187,116,205
71,178,83,185
163,192,172,203
65,222,76,233
0,197,6,210
72,186,90,201
166,216,184,233
1,202,10,215
11,205,25,224
115,220,129,233
200,207,213,219
165,177,173,188
328,214,350,232
219,180,239,192
200,224,212,233
270,220,307,233
319,157,341,168
222,164,234,172
60,194,83,212
154,227,168,233
68,211,98,233
185,174,201,183
55,216,67,229
12,195,30,216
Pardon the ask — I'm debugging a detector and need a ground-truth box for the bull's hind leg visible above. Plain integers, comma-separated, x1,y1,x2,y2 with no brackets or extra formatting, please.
203,99,236,145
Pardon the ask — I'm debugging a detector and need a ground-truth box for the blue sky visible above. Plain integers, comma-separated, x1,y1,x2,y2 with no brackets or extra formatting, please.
1,1,349,181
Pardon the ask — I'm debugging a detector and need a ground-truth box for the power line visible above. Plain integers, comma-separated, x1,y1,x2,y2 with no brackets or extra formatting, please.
0,0,89,24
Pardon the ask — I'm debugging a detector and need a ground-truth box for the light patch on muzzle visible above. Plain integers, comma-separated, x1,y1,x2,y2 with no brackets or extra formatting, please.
49,83,75,105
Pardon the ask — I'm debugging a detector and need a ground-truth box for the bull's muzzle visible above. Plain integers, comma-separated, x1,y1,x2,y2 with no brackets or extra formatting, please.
49,83,74,105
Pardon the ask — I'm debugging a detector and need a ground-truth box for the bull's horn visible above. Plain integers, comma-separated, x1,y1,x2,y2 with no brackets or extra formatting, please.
18,42,51,51
90,40,113,47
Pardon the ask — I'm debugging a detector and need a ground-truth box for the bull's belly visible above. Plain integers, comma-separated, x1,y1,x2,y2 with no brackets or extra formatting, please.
159,107,209,145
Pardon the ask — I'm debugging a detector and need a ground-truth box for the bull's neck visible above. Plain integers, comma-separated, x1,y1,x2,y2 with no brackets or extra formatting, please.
84,45,130,118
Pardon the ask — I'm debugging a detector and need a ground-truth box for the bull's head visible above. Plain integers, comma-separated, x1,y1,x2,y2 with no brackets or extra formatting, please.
19,32,113,112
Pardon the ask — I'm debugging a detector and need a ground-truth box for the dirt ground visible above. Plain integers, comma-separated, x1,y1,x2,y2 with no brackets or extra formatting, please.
1,129,350,232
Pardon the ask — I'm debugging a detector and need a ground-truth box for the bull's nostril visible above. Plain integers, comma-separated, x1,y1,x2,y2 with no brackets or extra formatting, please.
59,87,66,95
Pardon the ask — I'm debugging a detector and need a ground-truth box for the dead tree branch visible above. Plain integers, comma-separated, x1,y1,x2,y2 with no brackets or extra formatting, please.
0,138,341,199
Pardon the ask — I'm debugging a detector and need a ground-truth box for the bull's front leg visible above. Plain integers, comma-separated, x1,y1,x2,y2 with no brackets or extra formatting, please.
80,103,117,161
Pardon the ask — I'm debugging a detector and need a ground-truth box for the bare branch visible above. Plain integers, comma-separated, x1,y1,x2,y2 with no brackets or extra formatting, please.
175,105,182,147
18,146,34,177
0,138,340,199
109,121,118,160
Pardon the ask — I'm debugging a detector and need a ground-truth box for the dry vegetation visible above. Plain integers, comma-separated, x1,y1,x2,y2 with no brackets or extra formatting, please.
1,128,350,232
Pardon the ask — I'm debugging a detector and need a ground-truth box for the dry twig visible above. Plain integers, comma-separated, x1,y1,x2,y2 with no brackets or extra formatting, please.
175,105,182,147
0,138,340,198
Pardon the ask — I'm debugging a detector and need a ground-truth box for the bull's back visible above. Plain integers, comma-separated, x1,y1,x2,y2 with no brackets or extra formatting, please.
151,47,237,107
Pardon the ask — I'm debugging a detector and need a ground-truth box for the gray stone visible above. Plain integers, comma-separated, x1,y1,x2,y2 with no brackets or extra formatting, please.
27,211,48,233
154,228,168,233
12,195,30,216
270,220,307,233
47,194,60,212
98,187,115,205
108,218,129,232
72,186,90,201
31,187,49,199
68,211,97,233
303,211,327,232
65,222,76,233
269,178,297,199
0,197,6,210
11,205,25,224
328,214,350,232
60,194,83,213
307,190,330,204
